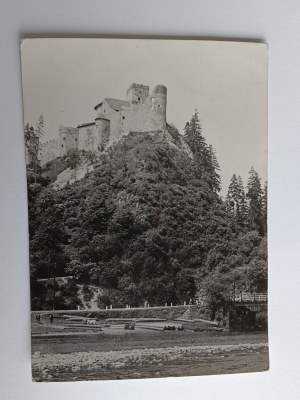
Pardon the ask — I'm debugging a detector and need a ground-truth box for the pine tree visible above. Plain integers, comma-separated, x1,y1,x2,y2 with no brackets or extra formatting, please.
184,109,206,155
35,114,45,138
226,174,247,228
226,174,238,215
25,115,45,183
184,109,220,193
236,175,247,228
24,123,40,174
246,167,263,234
205,145,221,192
33,114,45,183
261,181,268,236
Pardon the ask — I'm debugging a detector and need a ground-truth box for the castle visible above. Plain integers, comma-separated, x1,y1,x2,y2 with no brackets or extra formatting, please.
40,83,167,165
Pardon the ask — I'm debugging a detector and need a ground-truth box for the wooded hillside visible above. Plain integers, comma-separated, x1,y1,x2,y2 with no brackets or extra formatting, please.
26,111,267,315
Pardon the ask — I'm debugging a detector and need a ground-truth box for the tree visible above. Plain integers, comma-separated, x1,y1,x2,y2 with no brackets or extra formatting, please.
205,144,221,192
202,273,232,320
65,260,84,281
35,114,45,138
184,109,205,155
33,114,45,182
174,269,197,303
25,123,40,179
117,275,141,306
226,174,238,214
25,115,45,183
246,167,263,234
262,181,268,236
246,237,267,291
184,110,220,192
237,175,248,227
65,261,98,284
81,189,114,236
66,149,81,180
30,188,69,280
226,174,247,228
66,149,80,169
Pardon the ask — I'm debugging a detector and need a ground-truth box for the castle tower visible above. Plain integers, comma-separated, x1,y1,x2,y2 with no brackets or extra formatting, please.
150,85,167,130
58,126,79,157
95,115,110,151
126,83,149,103
77,122,96,151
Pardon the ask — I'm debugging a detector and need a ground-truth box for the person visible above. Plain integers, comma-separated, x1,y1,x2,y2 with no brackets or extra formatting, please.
49,314,54,324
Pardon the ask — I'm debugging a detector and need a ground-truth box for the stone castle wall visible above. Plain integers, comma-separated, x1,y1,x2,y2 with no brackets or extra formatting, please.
40,139,58,166
78,123,96,152
58,126,79,157
95,118,110,151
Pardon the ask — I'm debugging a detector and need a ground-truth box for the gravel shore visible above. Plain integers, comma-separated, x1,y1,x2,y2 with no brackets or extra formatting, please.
32,342,268,381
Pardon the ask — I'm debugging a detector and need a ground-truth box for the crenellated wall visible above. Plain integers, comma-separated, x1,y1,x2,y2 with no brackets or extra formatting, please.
126,83,150,103
40,138,58,165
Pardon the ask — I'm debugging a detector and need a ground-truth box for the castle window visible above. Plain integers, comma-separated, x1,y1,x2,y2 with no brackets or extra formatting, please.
158,104,160,107
122,116,125,120
75,138,78,141
138,97,141,101
62,145,64,148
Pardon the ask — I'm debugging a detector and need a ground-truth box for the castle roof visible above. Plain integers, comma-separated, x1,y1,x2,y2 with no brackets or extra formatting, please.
77,122,96,128
94,98,130,111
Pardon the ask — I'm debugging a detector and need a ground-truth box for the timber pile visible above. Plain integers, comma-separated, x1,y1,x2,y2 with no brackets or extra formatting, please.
136,324,165,331
105,318,166,324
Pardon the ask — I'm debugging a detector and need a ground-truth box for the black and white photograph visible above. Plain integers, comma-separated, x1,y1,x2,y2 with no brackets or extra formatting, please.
21,38,268,382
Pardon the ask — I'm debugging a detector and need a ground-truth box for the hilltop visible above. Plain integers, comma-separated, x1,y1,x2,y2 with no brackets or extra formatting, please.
28,120,267,316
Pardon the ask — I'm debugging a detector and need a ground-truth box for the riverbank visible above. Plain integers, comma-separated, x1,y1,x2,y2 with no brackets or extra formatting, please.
32,330,268,381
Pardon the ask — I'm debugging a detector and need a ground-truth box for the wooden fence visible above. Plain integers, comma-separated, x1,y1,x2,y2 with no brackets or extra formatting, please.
232,292,268,302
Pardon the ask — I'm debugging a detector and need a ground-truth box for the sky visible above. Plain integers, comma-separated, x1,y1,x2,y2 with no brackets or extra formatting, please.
21,38,268,195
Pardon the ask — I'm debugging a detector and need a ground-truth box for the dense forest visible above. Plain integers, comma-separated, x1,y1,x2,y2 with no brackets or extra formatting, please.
25,111,267,315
